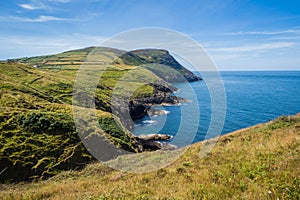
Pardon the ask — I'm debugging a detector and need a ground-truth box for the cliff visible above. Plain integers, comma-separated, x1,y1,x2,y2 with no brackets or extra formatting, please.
0,46,201,182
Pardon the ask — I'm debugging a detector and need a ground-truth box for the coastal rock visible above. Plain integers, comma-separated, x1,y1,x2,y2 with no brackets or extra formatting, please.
112,83,185,130
136,84,184,106
138,134,172,141
133,134,174,152
139,140,162,151
147,108,169,116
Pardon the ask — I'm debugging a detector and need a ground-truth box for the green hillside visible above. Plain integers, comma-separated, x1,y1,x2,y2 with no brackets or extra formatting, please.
0,61,131,182
120,49,202,82
0,114,299,199
0,47,202,182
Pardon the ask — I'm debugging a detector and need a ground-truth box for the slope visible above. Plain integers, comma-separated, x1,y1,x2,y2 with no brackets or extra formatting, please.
0,46,202,182
0,114,299,199
120,49,202,82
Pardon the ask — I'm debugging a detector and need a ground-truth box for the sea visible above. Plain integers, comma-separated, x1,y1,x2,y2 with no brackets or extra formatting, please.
133,71,300,147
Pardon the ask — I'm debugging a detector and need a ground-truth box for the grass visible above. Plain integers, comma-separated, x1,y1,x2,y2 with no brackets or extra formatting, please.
0,61,138,182
0,46,199,182
0,113,299,199
0,58,156,182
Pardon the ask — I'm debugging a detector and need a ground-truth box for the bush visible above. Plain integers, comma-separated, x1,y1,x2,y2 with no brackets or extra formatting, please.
0,111,92,182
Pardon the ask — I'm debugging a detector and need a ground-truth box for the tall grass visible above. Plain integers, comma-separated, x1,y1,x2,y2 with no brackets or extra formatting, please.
1,114,299,199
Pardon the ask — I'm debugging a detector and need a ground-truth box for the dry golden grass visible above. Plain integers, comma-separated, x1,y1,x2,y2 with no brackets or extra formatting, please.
1,114,299,200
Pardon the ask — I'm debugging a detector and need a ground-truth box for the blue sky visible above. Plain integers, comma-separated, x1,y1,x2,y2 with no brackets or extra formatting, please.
1,0,300,70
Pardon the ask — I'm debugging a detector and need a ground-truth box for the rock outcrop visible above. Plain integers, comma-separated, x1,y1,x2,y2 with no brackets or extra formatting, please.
133,134,175,152
112,83,184,130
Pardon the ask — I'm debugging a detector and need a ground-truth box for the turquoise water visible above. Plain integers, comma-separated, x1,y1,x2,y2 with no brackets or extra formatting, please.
133,71,300,147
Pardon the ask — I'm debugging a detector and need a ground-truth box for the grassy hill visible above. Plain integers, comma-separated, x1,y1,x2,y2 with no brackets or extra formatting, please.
0,61,132,182
0,114,299,199
120,49,202,82
0,47,202,182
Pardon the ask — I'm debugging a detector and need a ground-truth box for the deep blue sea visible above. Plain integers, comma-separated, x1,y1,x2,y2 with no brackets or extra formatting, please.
133,71,300,147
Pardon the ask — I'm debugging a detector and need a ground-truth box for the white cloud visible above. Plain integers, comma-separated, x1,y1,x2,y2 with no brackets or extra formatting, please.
7,15,72,22
18,3,50,10
210,42,295,53
28,15,68,22
226,29,300,36
18,0,72,11
19,4,38,10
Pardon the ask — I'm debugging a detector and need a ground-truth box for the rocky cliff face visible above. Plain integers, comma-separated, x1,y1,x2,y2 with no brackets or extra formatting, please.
111,83,182,130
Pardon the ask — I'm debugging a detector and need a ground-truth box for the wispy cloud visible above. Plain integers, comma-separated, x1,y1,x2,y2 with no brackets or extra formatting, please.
210,42,295,53
18,0,72,11
267,35,300,41
225,29,300,36
0,15,72,22
25,15,70,22
18,2,50,10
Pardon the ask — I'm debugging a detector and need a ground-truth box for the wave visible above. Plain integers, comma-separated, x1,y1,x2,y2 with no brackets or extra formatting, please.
162,103,181,107
162,110,170,115
173,89,181,94
156,141,177,150
142,120,157,124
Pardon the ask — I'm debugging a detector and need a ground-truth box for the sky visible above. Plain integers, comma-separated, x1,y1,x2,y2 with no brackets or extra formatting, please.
1,0,300,70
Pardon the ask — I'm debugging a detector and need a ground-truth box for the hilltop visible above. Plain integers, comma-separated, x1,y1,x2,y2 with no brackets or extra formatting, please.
0,47,201,182
0,114,299,199
10,46,201,83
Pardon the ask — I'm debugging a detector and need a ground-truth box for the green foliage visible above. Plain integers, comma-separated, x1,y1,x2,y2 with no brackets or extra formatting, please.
268,115,300,129
0,110,92,182
98,117,129,143
0,59,142,182
18,111,75,135
0,107,139,182
119,52,147,66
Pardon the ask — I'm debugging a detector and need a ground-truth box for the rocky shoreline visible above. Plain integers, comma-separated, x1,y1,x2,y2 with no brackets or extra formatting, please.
111,74,201,152
129,84,189,151
112,83,185,129
133,134,176,152
111,83,189,152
